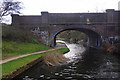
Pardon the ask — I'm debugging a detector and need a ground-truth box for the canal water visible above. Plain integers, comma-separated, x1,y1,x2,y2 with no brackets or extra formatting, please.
14,41,120,80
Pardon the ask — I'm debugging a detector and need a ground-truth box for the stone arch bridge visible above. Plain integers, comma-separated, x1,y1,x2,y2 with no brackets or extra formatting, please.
11,9,120,48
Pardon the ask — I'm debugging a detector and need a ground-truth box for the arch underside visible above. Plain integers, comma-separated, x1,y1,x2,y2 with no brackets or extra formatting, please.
52,28,101,48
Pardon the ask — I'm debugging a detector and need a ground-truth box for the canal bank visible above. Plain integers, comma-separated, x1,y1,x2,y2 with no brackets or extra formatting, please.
13,42,120,79
2,48,69,80
101,43,120,55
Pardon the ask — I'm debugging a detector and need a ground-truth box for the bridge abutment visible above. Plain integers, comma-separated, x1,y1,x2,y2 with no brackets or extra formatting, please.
88,36,101,48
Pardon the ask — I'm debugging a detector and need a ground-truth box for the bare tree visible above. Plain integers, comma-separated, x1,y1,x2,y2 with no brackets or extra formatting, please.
0,0,23,22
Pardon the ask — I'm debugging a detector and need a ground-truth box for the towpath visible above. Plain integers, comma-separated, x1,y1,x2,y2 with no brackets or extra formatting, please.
0,48,59,64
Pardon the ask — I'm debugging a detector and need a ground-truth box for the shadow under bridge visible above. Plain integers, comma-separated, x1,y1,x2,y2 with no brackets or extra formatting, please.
51,28,102,48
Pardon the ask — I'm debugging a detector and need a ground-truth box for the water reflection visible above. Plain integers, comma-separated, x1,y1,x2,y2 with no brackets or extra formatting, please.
56,40,86,62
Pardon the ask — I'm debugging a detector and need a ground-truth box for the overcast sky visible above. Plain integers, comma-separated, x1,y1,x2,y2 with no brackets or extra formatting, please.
2,0,120,24
19,0,119,15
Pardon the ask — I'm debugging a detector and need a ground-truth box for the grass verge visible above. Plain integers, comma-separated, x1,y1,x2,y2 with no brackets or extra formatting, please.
52,48,69,53
56,42,65,44
2,41,50,60
2,48,69,77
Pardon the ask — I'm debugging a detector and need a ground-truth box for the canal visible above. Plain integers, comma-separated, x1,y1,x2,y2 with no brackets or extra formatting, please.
14,41,120,80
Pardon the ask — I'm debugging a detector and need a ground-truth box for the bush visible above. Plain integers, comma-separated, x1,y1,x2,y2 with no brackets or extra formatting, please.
2,26,39,44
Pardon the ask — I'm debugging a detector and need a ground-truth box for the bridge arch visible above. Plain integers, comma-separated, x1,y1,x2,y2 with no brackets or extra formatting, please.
50,27,102,48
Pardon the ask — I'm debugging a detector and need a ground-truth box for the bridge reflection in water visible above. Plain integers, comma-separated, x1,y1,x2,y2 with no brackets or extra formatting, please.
14,41,120,79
